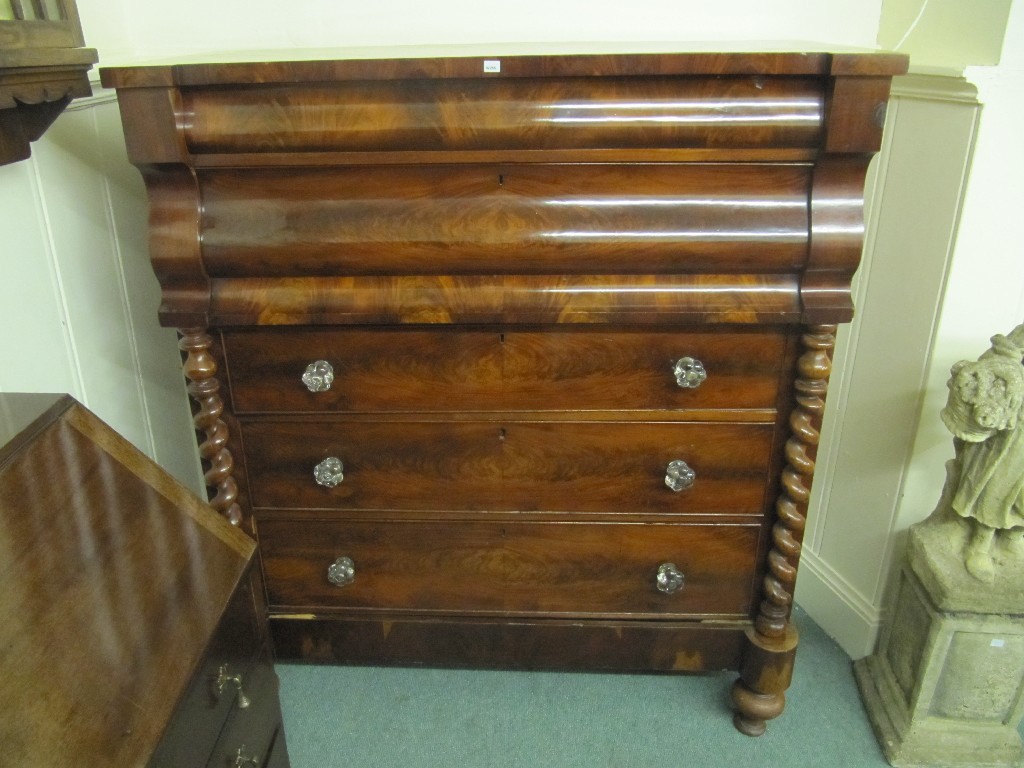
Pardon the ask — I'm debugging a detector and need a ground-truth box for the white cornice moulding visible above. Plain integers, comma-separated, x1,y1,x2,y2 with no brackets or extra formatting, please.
891,73,979,104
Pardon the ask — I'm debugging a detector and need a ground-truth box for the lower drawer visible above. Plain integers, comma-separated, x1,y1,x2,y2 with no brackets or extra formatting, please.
258,519,761,619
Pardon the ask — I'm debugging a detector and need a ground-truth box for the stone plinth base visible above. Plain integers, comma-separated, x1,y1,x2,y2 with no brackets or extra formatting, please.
855,519,1024,767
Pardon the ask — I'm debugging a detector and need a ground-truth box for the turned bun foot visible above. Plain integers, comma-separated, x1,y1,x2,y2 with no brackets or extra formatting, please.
730,679,786,737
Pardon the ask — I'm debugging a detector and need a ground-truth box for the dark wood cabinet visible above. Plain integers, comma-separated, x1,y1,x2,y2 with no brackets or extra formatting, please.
101,51,907,735
0,394,290,767
0,0,97,164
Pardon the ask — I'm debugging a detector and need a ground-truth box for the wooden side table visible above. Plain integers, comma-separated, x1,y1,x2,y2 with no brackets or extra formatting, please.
0,394,290,767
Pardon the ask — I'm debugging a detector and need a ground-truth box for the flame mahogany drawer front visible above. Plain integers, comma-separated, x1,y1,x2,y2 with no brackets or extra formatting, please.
257,519,760,618
199,164,811,277
180,76,827,153
242,419,773,514
223,327,788,414
101,51,906,735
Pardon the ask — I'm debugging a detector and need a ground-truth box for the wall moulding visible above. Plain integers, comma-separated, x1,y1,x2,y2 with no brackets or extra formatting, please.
796,71,982,658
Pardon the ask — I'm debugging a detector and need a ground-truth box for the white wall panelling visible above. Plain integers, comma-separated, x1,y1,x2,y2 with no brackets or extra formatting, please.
0,92,203,493
32,96,151,451
795,75,982,658
0,156,82,399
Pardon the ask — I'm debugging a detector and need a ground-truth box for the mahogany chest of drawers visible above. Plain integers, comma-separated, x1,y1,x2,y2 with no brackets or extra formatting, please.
0,394,290,766
101,51,906,735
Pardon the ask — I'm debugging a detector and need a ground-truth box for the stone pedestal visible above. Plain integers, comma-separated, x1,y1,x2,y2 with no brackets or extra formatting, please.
855,517,1024,767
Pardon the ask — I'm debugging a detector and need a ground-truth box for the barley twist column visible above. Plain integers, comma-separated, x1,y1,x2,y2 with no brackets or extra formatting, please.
731,324,835,736
179,327,242,526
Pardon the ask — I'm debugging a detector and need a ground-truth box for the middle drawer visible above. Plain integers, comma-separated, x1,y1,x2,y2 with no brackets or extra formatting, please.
241,420,773,515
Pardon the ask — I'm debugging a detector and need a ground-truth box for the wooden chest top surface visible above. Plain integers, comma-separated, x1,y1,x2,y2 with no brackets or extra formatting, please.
100,50,908,87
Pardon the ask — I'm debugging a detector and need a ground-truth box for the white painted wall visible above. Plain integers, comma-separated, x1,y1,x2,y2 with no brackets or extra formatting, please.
5,0,1018,656
894,1,1024,538
797,0,1024,656
76,0,883,65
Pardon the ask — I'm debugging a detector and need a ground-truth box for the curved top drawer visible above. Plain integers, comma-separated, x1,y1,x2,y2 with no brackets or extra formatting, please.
181,77,824,154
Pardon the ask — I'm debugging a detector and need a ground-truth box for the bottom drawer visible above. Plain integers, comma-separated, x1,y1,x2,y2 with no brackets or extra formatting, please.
259,519,760,619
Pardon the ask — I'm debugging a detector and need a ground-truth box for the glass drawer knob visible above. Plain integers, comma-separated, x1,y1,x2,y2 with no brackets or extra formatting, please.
314,456,344,487
302,360,334,392
328,556,356,587
673,357,707,389
665,460,695,492
656,562,685,594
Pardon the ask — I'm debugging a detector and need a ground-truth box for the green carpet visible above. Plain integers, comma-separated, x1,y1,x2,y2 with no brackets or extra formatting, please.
276,608,912,767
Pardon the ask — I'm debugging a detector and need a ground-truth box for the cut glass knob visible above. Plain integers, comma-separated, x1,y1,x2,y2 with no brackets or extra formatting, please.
673,357,707,389
665,460,695,492
313,457,344,487
328,556,356,587
656,562,685,594
302,360,334,392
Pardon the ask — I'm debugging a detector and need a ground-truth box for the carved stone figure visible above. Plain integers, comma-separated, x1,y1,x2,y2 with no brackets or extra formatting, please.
933,324,1024,582
855,324,1024,767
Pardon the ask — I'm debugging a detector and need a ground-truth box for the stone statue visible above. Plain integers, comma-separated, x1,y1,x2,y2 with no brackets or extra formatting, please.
855,324,1024,767
932,324,1024,582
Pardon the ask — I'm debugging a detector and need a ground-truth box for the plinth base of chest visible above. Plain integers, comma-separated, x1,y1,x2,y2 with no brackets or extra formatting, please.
269,614,747,673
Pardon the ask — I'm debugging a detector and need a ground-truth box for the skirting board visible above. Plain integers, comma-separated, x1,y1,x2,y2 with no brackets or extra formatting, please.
795,549,883,660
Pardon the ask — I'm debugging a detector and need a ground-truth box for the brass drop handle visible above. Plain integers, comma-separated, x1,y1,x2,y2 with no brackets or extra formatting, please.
328,556,356,587
215,664,251,709
656,563,685,594
673,356,707,389
233,747,261,767
314,457,344,487
302,359,335,392
664,460,695,492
